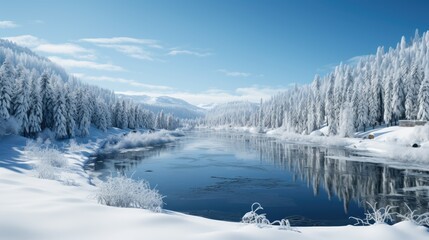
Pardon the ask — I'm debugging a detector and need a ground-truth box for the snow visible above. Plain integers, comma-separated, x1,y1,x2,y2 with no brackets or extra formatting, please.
0,128,428,240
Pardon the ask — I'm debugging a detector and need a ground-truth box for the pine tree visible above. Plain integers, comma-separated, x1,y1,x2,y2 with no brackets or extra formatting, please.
339,102,355,137
405,63,422,120
12,66,31,134
64,85,76,138
53,83,67,139
75,89,90,136
417,74,429,121
94,98,108,131
391,65,405,124
357,72,369,131
0,56,14,120
39,71,55,129
27,77,43,137
120,100,128,129
383,75,393,125
325,74,336,135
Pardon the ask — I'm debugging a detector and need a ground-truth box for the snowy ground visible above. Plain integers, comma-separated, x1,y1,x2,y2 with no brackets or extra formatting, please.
0,127,428,240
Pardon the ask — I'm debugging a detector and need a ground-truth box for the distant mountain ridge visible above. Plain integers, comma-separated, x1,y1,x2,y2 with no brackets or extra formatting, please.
117,94,205,119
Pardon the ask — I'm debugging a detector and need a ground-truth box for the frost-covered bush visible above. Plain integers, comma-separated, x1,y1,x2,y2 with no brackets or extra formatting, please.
397,204,429,226
350,202,396,225
25,140,67,180
241,202,298,232
96,175,164,212
0,117,18,135
99,130,179,153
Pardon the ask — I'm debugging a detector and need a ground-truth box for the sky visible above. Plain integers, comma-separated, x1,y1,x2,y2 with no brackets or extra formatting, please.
1,0,429,106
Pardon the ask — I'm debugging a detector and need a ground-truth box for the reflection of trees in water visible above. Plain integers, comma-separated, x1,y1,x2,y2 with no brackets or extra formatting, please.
206,132,429,218
89,142,183,180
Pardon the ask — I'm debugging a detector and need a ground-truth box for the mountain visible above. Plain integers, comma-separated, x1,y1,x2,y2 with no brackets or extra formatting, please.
117,94,205,119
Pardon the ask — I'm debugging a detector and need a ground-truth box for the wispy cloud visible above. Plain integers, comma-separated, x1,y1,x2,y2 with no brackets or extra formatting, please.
74,73,172,90
49,56,124,71
80,37,162,60
3,35,96,59
35,43,92,55
98,44,153,60
3,35,44,48
167,49,211,57
218,69,251,77
0,21,18,28
80,37,162,49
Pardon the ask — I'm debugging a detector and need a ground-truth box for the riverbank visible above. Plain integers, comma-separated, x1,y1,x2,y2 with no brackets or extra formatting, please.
0,128,428,240
200,124,429,169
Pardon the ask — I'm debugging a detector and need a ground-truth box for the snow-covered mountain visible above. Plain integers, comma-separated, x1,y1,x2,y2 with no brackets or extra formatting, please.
117,94,205,119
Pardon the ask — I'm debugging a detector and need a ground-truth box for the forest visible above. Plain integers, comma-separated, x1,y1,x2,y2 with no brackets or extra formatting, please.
204,30,429,137
0,39,180,139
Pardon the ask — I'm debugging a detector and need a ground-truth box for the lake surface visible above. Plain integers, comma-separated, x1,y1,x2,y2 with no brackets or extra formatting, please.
88,130,429,226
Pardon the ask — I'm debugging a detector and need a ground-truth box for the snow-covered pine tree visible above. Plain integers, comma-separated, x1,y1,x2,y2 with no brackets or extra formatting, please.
39,71,55,129
338,102,355,137
128,103,136,129
391,62,406,124
113,101,122,128
405,62,422,120
53,83,68,139
383,73,394,126
120,100,128,129
311,75,324,128
94,97,108,131
27,76,43,137
357,71,369,131
0,56,14,120
417,71,429,121
64,84,76,138
12,65,31,134
325,73,336,135
75,89,90,136
368,68,382,128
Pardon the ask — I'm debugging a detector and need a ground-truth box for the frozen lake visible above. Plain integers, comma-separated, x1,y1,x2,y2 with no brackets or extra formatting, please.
89,130,429,226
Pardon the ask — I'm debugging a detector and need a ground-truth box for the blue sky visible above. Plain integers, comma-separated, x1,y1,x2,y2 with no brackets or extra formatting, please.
1,0,429,105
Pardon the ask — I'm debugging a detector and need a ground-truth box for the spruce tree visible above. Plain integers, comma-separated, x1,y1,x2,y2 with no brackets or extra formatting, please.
0,56,14,120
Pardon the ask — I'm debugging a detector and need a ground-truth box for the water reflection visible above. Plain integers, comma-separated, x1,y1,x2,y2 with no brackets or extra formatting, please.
89,130,429,224
205,131,429,219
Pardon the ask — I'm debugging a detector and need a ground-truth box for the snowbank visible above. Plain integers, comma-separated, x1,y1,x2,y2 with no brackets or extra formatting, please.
347,125,429,168
0,129,428,240
98,129,183,153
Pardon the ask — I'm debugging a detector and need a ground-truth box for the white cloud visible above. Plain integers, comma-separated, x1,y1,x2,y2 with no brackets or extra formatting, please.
167,49,211,57
98,44,153,60
2,35,45,48
81,37,162,60
49,56,124,71
73,74,172,90
218,69,251,77
0,21,18,28
35,43,92,55
80,37,162,49
117,86,287,105
3,35,96,59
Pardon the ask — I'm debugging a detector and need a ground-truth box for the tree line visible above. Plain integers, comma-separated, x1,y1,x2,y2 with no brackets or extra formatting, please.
204,30,429,137
0,40,180,139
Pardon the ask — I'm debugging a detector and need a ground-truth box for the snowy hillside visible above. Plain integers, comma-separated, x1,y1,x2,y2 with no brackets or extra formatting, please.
118,94,205,119
0,39,180,140
203,30,429,138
